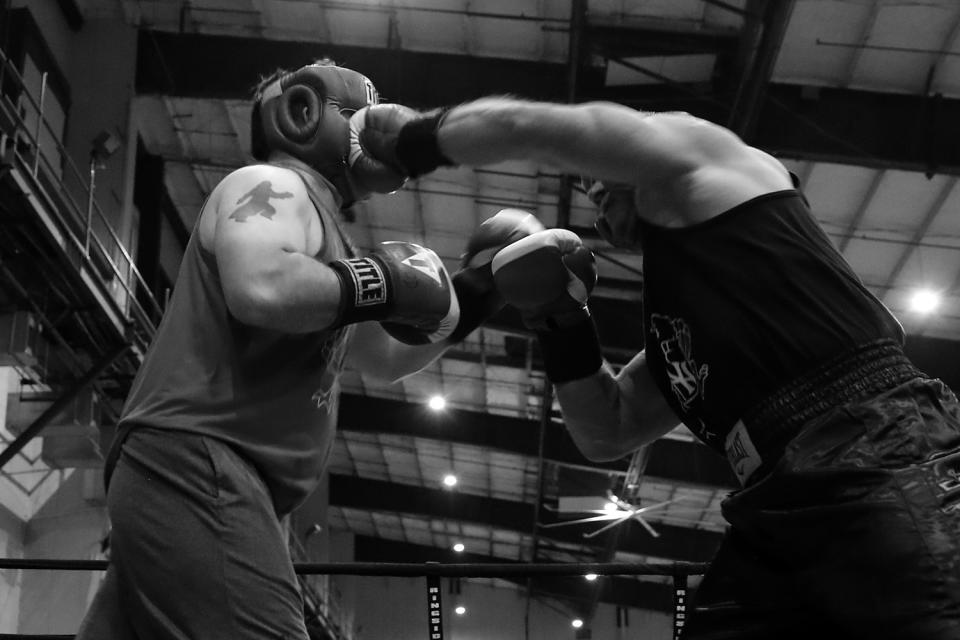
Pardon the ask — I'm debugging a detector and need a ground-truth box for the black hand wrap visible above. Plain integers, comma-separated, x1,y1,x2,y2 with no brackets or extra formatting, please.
445,264,503,344
396,109,454,178
536,314,604,383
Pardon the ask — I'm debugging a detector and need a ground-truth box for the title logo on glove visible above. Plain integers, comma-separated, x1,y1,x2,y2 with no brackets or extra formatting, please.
343,257,386,306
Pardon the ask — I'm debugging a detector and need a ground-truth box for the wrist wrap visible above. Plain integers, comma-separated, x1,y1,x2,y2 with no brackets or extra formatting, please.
445,265,503,344
536,313,604,383
396,109,454,177
329,256,394,326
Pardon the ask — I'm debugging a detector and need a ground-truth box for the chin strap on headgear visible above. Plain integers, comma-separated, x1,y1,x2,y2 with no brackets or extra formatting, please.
251,63,379,208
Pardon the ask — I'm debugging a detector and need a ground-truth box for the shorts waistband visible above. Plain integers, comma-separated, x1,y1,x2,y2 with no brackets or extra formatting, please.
729,339,923,484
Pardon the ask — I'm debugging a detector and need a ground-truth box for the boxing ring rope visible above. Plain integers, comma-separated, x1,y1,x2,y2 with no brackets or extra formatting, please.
0,557,709,577
0,558,706,639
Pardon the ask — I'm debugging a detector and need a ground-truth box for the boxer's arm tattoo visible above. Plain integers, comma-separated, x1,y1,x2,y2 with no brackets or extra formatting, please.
228,180,294,222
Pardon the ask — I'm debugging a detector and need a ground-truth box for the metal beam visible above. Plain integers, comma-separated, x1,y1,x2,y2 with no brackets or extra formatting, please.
136,31,569,105
136,30,960,174
55,0,84,31
0,343,128,469
880,176,958,305
753,84,960,175
328,474,723,563
837,169,885,254
839,0,881,89
930,5,960,94
351,535,678,613
726,0,796,138
583,22,740,60
536,0,588,619
338,394,737,488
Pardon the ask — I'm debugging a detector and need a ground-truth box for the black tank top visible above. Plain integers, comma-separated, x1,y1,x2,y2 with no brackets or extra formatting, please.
639,189,903,451
119,163,355,514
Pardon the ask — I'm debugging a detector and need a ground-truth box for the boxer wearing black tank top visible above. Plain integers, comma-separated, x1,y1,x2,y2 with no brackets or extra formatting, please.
355,98,960,639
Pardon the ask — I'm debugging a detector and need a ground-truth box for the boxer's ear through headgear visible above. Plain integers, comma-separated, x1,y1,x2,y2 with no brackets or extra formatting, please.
275,83,323,144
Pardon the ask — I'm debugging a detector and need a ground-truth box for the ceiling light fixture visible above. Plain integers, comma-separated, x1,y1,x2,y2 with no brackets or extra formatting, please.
909,289,941,314
544,496,693,539
428,395,446,411
572,619,584,629
453,542,465,552
584,573,598,581
443,474,458,488
455,605,466,615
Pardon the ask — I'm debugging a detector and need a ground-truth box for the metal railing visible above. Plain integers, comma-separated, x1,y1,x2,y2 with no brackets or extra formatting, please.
0,45,162,354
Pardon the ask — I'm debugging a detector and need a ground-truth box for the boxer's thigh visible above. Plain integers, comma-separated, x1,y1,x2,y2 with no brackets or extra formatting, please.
108,428,308,640
685,531,816,640
796,451,960,639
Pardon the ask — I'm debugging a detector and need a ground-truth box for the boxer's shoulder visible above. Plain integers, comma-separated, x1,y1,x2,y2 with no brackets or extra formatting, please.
198,163,313,250
216,163,307,203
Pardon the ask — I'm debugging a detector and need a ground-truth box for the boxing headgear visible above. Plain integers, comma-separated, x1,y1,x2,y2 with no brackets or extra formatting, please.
251,63,379,207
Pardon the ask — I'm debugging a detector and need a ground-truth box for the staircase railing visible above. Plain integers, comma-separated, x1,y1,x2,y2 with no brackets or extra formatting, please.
0,45,161,355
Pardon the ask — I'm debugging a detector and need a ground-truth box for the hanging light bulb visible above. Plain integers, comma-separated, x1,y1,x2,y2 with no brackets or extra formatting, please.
909,289,941,314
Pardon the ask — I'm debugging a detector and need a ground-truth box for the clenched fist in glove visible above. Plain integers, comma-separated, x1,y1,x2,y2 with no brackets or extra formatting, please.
329,242,459,344
349,104,453,181
492,229,603,383
491,229,597,331
447,209,545,343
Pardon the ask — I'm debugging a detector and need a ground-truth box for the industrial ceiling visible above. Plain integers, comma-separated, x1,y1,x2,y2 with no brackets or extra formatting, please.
4,0,960,623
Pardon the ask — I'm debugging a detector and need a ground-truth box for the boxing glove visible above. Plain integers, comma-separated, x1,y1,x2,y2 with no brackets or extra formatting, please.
348,107,407,194
329,242,460,344
461,209,545,270
446,209,546,343
349,104,453,179
491,229,597,332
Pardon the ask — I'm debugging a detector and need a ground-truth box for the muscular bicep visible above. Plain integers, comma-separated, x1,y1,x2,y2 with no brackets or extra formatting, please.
212,165,328,327
557,350,680,462
533,103,697,184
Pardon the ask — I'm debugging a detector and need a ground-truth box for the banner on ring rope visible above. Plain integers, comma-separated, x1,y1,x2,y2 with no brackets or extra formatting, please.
426,574,444,640
673,574,688,639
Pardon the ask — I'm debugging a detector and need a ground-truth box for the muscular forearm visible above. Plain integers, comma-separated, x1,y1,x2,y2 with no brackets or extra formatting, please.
437,99,542,166
556,360,679,462
225,251,343,333
347,322,452,383
557,366,644,462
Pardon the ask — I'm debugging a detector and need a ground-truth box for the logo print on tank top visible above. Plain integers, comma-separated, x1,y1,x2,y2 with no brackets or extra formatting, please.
311,328,351,414
650,314,710,412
